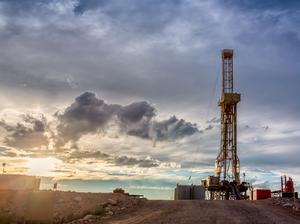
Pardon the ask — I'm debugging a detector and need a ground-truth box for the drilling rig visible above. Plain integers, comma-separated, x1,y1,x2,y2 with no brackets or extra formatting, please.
203,49,249,200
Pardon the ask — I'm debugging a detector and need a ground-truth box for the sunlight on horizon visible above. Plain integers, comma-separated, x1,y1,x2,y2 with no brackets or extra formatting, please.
26,157,61,177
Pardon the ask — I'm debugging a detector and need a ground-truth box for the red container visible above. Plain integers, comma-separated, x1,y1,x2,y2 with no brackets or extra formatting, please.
285,179,294,192
252,189,271,200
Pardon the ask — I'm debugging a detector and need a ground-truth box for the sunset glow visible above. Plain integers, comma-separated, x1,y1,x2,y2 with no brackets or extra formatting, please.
26,157,61,177
0,0,299,199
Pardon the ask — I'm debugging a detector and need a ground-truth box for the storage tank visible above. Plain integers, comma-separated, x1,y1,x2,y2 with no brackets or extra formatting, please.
285,178,294,192
174,185,191,200
174,185,205,200
193,185,205,200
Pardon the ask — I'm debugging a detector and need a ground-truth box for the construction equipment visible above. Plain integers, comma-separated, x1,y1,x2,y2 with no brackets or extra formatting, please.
272,175,298,198
202,49,249,200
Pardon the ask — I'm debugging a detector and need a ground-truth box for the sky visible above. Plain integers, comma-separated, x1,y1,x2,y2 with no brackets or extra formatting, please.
0,0,300,199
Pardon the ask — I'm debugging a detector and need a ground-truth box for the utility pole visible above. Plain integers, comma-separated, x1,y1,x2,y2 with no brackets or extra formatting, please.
2,163,6,173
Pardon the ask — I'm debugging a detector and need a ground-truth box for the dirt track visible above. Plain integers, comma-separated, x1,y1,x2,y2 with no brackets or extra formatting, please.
102,200,300,224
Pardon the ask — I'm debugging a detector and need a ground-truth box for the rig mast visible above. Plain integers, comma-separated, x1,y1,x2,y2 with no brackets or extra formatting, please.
215,49,240,184
203,49,248,200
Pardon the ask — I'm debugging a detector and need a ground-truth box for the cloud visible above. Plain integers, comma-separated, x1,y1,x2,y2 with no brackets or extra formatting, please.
73,0,109,14
221,0,300,11
206,117,220,124
252,180,270,189
0,146,17,157
205,124,214,131
73,0,183,35
0,0,50,14
0,114,49,149
64,149,159,168
118,101,156,138
68,150,110,160
151,116,199,141
55,92,199,148
54,92,120,148
118,101,155,123
113,155,159,168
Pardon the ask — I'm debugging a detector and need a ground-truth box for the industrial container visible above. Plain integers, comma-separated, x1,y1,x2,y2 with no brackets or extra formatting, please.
174,185,191,200
174,185,205,200
251,189,271,200
193,185,205,200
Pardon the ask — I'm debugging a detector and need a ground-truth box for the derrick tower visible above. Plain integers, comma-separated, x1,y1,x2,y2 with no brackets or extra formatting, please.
215,49,240,184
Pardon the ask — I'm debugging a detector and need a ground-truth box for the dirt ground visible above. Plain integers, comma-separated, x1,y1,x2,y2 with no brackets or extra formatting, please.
0,190,142,223
102,199,300,224
1,190,299,224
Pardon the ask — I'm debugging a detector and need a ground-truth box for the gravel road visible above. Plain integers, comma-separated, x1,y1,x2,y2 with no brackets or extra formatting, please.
102,200,300,224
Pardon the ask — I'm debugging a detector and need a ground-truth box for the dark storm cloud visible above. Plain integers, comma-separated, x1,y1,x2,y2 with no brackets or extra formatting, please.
74,0,182,34
221,0,300,11
119,102,199,140
118,101,155,123
118,101,156,138
55,92,119,148
0,0,50,12
55,92,199,148
113,155,159,168
1,0,298,116
73,0,109,14
0,114,49,149
151,116,199,141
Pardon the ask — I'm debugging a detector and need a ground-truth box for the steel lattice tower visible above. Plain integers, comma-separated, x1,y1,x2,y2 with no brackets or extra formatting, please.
215,49,241,184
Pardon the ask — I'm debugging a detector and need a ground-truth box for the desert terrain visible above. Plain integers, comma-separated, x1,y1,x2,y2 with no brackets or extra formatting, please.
1,190,299,224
